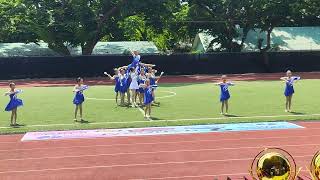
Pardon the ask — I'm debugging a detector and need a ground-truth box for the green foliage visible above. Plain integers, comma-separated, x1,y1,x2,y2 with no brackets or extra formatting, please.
1,0,320,54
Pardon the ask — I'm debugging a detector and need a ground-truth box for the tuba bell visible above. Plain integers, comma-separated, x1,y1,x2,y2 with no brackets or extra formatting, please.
250,148,300,180
309,151,320,179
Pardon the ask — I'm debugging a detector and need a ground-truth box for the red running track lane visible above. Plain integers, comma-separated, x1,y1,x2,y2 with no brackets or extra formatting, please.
0,121,319,180
0,72,319,88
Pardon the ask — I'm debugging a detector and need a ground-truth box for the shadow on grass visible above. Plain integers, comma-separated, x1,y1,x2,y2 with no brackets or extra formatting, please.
289,111,305,115
11,124,26,128
150,117,163,120
223,114,242,117
77,120,90,124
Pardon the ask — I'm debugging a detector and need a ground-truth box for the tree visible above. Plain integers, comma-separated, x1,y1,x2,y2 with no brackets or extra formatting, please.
117,3,191,52
255,0,296,52
21,0,182,55
187,0,256,52
0,0,37,43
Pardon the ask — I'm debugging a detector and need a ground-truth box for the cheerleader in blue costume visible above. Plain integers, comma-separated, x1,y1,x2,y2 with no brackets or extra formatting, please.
4,82,23,126
140,79,154,120
118,68,128,106
130,50,141,68
215,75,235,115
147,68,164,106
73,77,88,122
125,68,132,105
137,69,147,105
104,68,120,105
280,70,301,112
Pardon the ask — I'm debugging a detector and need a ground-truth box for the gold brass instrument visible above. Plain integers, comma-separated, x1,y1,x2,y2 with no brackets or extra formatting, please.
249,148,300,180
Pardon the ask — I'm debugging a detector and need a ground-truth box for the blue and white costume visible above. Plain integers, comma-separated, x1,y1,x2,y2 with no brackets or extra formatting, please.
73,85,88,105
114,76,121,93
144,86,154,105
129,54,141,70
5,90,23,111
138,75,147,93
219,82,234,102
284,76,300,97
149,74,157,90
119,74,128,93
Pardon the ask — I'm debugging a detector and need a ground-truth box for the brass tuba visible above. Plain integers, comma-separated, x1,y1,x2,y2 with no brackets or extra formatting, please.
309,151,320,179
250,148,300,180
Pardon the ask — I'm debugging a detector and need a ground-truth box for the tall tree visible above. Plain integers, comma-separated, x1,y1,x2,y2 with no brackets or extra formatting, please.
255,0,296,52
21,0,181,55
187,0,255,52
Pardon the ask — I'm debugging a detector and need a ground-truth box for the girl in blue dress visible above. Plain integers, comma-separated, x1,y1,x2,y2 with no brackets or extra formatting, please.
140,79,154,120
104,68,120,105
4,82,23,126
147,68,164,106
137,69,147,105
118,68,128,106
73,77,88,122
280,70,301,112
215,75,235,115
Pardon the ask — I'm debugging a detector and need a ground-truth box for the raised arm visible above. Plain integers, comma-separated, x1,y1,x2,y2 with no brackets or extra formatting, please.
156,72,164,83
4,91,12,96
104,72,115,80
4,90,22,96
140,63,156,68
293,76,301,81
280,77,288,81
228,82,235,86
73,85,79,93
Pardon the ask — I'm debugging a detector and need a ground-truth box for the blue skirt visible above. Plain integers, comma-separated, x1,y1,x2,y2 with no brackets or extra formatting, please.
73,93,85,105
220,92,230,102
144,95,154,105
119,84,127,93
5,98,23,111
114,84,120,93
284,86,294,96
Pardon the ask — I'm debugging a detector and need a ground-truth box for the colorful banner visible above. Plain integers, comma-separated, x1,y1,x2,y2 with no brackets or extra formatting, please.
21,122,303,141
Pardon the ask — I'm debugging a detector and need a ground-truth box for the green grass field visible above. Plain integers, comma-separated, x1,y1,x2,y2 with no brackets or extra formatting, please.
0,79,320,134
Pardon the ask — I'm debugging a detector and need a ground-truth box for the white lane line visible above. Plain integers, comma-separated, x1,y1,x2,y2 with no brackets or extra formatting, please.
1,113,320,129
0,155,313,174
1,140,317,162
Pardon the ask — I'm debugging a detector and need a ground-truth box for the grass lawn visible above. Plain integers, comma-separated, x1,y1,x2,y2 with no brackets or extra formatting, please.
0,79,320,134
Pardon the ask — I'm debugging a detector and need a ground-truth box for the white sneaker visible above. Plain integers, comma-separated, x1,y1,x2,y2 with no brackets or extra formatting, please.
285,109,288,112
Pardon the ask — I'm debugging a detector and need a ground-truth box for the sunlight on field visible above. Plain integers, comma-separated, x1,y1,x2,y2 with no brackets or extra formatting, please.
0,80,320,134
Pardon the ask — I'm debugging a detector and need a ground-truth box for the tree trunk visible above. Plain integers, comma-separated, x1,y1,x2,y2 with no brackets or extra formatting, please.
82,41,97,55
81,0,127,55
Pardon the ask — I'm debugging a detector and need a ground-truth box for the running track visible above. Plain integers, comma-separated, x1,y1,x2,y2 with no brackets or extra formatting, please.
0,121,319,179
